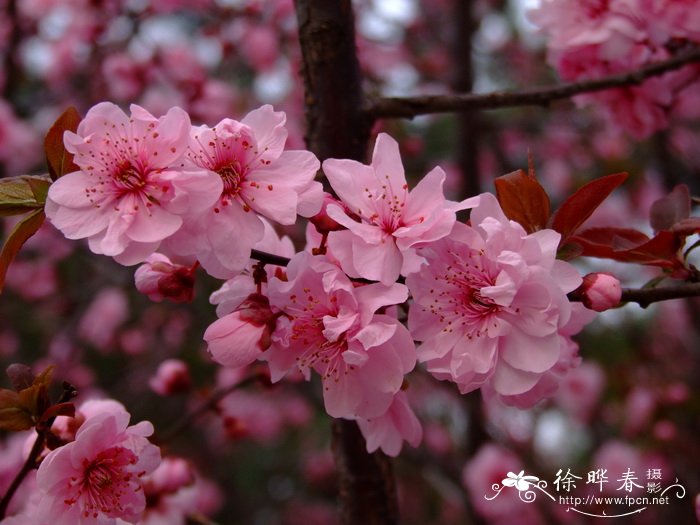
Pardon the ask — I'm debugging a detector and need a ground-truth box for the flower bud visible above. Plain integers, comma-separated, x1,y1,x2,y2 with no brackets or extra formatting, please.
204,293,276,368
309,192,346,234
578,272,622,312
149,359,192,396
135,254,195,303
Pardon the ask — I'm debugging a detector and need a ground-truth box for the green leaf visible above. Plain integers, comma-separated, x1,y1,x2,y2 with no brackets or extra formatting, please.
0,176,48,216
45,106,81,181
0,209,46,294
24,175,51,204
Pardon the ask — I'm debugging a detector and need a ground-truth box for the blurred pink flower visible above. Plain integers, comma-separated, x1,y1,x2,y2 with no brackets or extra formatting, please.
408,193,585,401
462,444,542,524
36,409,161,524
132,456,222,525
46,102,221,265
324,132,471,284
265,252,416,419
78,287,129,350
149,359,192,396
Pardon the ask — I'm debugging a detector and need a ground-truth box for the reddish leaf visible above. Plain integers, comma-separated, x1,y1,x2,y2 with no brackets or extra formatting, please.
0,209,46,294
571,227,683,269
494,168,550,233
0,388,33,431
6,363,35,392
650,184,690,232
550,172,628,245
40,402,75,424
671,217,700,236
44,106,81,181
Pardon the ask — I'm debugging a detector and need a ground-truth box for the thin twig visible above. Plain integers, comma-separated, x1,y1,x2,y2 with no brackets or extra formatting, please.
158,373,265,443
0,382,77,519
369,46,700,119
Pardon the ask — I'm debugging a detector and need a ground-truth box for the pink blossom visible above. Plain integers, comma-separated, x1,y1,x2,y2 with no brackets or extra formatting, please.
324,132,471,284
45,102,222,265
265,252,416,419
356,391,422,457
407,193,585,399
149,359,192,395
135,253,196,303
36,409,161,525
204,293,276,368
166,104,321,278
208,217,295,318
486,303,595,408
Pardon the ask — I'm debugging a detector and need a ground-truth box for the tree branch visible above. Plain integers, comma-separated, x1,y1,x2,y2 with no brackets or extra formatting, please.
620,283,700,308
369,46,700,119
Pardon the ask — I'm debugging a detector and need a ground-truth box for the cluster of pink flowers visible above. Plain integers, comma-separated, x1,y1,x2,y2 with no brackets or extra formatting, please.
44,102,604,457
407,193,590,405
46,102,321,272
529,0,700,138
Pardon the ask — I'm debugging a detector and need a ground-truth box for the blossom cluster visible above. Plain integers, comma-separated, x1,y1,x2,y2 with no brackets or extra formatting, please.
529,0,700,138
42,101,606,460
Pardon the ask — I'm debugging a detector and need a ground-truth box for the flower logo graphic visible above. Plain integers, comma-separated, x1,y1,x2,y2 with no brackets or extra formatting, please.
502,471,541,491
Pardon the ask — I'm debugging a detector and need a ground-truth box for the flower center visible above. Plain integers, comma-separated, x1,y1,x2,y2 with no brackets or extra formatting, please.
114,160,146,191
217,161,245,197
64,446,139,519
427,249,502,339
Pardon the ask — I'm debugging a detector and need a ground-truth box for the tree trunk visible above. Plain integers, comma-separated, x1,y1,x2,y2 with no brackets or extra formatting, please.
294,1,398,524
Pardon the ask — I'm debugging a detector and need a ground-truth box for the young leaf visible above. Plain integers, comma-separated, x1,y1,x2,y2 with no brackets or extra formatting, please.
550,172,628,245
44,106,81,181
571,227,683,269
0,209,46,294
6,363,35,392
0,176,46,216
650,184,691,232
494,168,550,233
0,389,33,431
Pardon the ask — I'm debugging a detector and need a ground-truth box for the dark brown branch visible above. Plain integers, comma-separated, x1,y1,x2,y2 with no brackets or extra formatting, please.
250,249,291,268
294,0,372,162
620,283,700,308
369,46,700,119
294,1,398,524
452,0,481,197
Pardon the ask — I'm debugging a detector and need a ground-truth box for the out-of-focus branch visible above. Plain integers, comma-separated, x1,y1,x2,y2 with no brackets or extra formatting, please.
158,373,265,444
369,46,700,119
619,283,700,308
